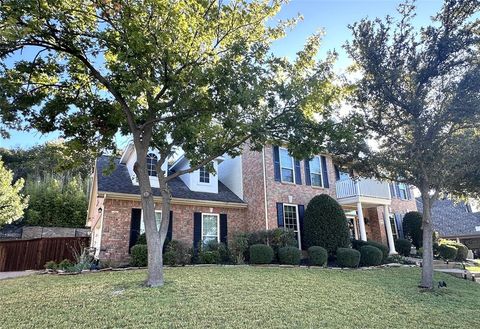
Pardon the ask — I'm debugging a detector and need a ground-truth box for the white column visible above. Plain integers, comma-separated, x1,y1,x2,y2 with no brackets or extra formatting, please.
383,205,397,255
357,202,367,241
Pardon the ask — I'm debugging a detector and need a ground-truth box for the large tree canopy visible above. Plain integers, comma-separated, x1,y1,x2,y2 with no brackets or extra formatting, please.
0,0,345,286
342,0,480,289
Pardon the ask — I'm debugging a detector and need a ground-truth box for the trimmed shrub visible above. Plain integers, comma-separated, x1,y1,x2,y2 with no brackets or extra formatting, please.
336,248,360,268
308,246,328,266
164,240,192,266
360,245,383,266
417,247,424,257
402,211,423,249
131,244,148,267
351,239,389,262
244,228,297,262
249,244,274,264
303,194,350,255
438,244,457,261
439,240,468,262
136,233,147,245
278,246,301,265
197,240,228,264
395,239,412,257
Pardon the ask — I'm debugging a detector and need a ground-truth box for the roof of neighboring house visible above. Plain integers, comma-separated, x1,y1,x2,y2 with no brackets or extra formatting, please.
416,198,480,238
96,155,245,204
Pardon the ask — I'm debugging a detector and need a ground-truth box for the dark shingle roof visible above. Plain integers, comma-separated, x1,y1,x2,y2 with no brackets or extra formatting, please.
416,198,480,237
96,156,245,204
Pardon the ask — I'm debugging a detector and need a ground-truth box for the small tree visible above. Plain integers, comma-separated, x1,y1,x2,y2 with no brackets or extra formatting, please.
303,194,350,256
0,0,344,286
0,157,28,224
403,211,423,249
342,0,480,289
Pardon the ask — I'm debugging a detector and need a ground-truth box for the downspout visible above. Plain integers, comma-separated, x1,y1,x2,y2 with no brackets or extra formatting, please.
96,194,107,258
262,147,269,230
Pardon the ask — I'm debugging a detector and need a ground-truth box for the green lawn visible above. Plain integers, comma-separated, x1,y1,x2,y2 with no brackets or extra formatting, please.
1,267,479,328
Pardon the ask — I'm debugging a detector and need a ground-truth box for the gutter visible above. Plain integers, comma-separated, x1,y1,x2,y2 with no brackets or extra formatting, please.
98,191,248,209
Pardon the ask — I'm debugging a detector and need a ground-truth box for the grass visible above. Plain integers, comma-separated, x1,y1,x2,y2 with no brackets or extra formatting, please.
1,267,480,328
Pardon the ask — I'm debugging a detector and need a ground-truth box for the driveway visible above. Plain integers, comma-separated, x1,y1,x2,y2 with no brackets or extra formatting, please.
0,271,37,280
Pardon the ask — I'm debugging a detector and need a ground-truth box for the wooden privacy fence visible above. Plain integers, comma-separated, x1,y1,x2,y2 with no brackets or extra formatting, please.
0,237,90,272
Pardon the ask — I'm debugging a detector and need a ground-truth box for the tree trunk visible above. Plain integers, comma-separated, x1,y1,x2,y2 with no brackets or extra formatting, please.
133,143,164,287
419,189,434,289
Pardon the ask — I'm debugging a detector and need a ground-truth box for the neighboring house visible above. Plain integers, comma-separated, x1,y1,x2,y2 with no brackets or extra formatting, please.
416,198,480,256
87,144,417,264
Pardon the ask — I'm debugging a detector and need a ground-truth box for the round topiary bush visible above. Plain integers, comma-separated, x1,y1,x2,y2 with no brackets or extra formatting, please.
438,240,468,261
395,238,412,257
303,194,350,256
351,239,389,262
438,244,457,261
131,244,148,267
359,245,383,266
249,244,274,264
278,246,301,265
308,246,328,266
403,211,423,249
336,248,360,268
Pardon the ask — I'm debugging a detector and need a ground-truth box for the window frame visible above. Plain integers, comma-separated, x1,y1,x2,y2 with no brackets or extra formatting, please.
199,166,210,184
201,213,220,244
389,214,398,240
279,147,295,184
140,210,162,234
398,183,408,200
146,153,158,177
309,156,324,187
282,203,301,249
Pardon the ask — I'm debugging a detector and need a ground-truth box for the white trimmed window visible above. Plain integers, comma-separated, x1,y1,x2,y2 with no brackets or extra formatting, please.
199,166,210,183
146,153,158,177
309,156,323,187
283,204,301,248
280,148,295,183
202,213,219,244
140,210,162,234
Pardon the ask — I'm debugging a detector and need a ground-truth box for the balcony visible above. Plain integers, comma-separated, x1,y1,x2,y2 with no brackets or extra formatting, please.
335,177,391,206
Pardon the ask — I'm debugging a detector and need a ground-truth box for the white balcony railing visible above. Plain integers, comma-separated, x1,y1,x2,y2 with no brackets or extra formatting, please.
336,178,391,200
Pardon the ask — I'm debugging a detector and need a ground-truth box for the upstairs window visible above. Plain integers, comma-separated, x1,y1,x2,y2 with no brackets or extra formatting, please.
146,153,158,177
398,183,408,200
199,166,210,183
309,156,323,187
280,148,294,183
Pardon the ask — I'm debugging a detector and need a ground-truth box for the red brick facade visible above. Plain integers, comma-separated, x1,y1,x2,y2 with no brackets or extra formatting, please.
96,198,246,264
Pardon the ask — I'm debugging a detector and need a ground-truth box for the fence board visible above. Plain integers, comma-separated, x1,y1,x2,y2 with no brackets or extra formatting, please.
0,237,90,271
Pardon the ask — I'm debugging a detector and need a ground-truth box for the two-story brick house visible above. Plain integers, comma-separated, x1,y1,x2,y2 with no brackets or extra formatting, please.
87,143,417,264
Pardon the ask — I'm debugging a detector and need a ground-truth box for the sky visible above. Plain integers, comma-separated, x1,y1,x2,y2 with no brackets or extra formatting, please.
0,0,444,150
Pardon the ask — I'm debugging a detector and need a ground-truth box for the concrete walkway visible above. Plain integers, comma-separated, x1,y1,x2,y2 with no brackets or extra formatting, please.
0,271,37,280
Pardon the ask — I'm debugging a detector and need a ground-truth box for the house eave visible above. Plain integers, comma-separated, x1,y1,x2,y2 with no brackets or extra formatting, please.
98,191,247,209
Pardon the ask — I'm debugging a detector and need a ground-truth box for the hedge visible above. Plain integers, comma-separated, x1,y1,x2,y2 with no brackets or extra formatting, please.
249,244,274,264
278,246,301,265
308,246,328,266
131,244,148,267
360,245,383,266
395,239,412,257
352,239,389,262
402,211,423,249
336,248,360,268
438,244,457,261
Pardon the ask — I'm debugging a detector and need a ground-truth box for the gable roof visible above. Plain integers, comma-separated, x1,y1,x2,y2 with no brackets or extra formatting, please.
96,155,244,204
416,198,480,238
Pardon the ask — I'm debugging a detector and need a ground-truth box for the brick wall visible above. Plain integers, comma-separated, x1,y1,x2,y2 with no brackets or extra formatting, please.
98,198,246,264
263,145,337,230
